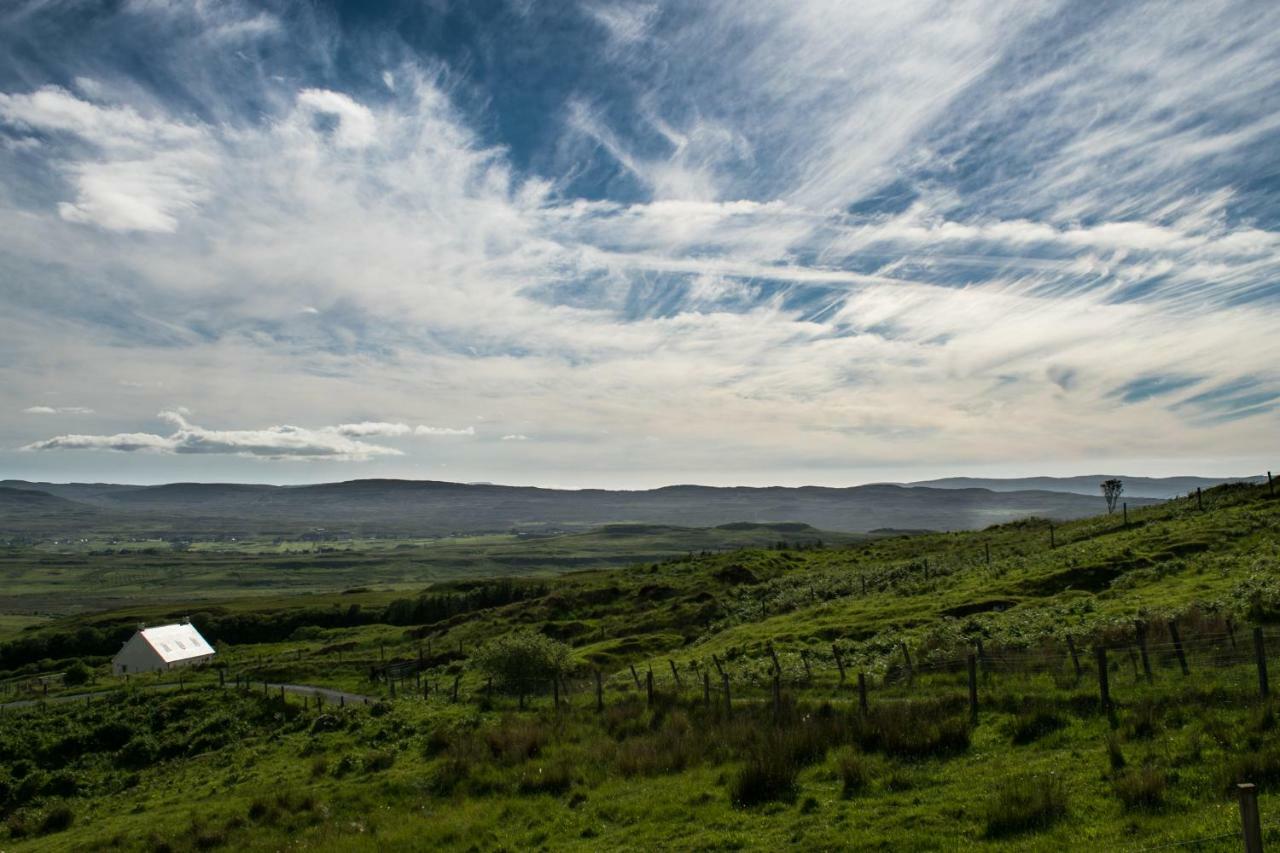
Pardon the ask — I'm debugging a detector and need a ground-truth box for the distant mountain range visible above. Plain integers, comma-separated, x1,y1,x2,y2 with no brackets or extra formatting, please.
905,475,1263,499
0,476,1192,537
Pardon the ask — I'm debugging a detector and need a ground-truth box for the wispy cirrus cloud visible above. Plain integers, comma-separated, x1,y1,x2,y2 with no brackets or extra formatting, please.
0,0,1276,486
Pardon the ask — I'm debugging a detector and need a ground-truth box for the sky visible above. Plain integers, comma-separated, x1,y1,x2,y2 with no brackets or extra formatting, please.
0,0,1278,489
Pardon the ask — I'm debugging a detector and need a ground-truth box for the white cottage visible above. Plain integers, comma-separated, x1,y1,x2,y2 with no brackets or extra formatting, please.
112,623,215,676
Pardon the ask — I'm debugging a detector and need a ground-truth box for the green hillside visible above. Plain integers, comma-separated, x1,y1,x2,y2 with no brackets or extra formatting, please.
1,481,1278,851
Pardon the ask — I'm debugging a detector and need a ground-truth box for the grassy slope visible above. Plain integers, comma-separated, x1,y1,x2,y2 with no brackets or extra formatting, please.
3,482,1280,851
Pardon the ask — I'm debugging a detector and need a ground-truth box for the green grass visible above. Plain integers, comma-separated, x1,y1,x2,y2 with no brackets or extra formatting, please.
2,480,1280,849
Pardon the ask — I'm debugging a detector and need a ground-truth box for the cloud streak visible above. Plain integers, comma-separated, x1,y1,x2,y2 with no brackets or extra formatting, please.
0,0,1277,485
21,411,475,461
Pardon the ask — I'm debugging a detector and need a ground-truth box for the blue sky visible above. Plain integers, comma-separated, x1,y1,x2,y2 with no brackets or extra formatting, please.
0,0,1277,487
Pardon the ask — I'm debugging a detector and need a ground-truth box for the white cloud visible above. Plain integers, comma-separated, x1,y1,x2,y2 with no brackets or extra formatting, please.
0,85,212,232
296,89,378,149
23,405,95,414
501,434,529,441
23,410,403,460
331,422,412,437
415,425,476,436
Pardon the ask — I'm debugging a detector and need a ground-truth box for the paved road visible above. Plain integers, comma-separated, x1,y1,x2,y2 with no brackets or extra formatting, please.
0,680,377,711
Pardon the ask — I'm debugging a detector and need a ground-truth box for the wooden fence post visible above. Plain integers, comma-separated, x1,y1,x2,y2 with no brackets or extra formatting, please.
800,650,812,682
767,643,781,676
1268,470,1274,497
389,677,396,699
1135,621,1153,683
595,670,604,712
218,669,224,687
629,664,642,690
1066,636,1082,680
832,645,846,683
1049,524,1055,549
1255,627,1270,699
984,543,991,566
646,669,654,707
451,674,460,703
857,673,868,715
1095,647,1112,720
703,670,710,708
721,673,732,718
1168,621,1189,676
1239,783,1263,853
1122,503,1128,526
1228,618,1238,650
900,642,914,681
711,654,725,680
1196,487,1203,510
669,659,682,688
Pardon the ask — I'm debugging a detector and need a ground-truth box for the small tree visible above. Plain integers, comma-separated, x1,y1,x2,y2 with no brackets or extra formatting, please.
1101,479,1124,514
63,660,92,687
471,630,571,706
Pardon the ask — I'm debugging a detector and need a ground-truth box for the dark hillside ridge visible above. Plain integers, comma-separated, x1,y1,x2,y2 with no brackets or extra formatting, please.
906,474,1262,498
0,478,1161,537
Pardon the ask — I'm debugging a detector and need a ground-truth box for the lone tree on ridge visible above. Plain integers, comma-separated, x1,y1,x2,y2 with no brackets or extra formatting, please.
1101,478,1124,514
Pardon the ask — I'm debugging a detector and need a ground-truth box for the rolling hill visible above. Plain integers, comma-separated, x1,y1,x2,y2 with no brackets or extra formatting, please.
0,478,1161,537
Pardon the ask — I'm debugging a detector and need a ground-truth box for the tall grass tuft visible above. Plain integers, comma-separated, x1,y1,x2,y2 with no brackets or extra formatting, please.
729,730,801,807
1112,766,1166,810
835,748,871,798
984,774,1067,837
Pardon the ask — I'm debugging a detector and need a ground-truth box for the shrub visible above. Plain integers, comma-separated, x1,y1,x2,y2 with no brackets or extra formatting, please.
1113,766,1167,810
62,660,91,687
363,750,396,772
470,630,571,699
985,774,1067,837
39,804,74,834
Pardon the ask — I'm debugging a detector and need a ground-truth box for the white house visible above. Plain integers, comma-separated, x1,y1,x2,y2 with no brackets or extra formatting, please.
112,623,216,676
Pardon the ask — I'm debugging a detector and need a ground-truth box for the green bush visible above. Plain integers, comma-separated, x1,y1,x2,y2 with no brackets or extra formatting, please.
39,804,74,834
62,660,92,687
470,630,571,698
